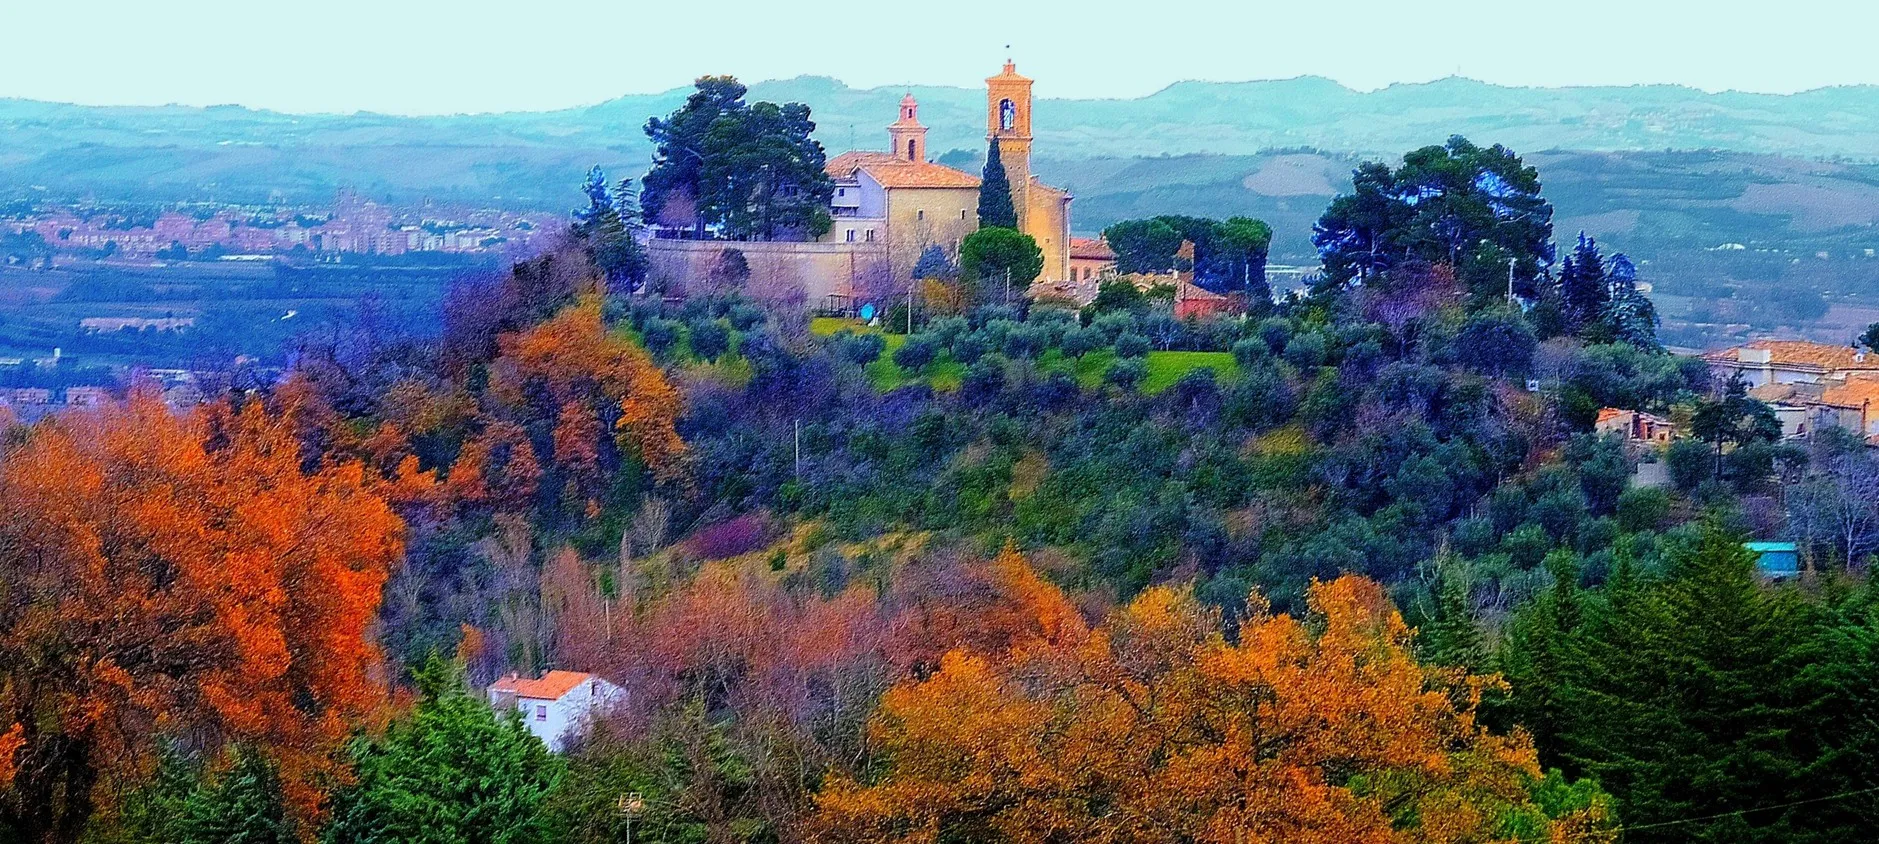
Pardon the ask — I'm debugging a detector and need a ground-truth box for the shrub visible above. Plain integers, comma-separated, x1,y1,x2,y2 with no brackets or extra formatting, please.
1114,332,1150,359
1061,326,1101,358
689,319,730,361
1616,486,1673,533
640,317,682,358
1231,337,1269,369
1105,357,1148,390
835,331,887,366
1665,439,1714,491
683,512,773,559
1281,331,1326,369
893,335,939,371
952,333,990,365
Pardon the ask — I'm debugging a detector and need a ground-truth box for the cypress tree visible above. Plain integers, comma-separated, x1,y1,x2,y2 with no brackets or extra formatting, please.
978,141,1018,229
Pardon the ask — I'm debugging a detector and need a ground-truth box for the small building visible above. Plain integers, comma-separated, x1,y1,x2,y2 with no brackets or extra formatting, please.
63,386,111,407
1594,408,1676,445
487,670,625,753
1746,541,1800,579
1068,236,1117,282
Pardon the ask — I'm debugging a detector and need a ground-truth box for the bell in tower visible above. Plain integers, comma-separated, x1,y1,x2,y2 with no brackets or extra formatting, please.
887,92,927,162
986,60,1035,229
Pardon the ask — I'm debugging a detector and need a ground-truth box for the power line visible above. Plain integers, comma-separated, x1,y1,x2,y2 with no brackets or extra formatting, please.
1507,784,1879,843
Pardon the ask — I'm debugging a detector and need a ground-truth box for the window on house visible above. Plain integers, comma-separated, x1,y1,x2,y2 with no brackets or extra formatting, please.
917,209,925,220
961,209,969,220
838,188,846,197
908,139,917,160
866,229,876,242
846,230,856,243
534,705,547,721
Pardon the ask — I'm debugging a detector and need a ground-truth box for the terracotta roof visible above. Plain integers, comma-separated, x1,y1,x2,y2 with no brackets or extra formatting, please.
1822,375,1879,408
826,151,898,181
1070,237,1116,261
490,670,595,701
1706,340,1879,372
827,152,979,189
1595,408,1627,426
988,60,1032,83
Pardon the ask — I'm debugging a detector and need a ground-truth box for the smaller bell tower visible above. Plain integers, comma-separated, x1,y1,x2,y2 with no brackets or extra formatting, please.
887,92,927,162
986,60,1034,228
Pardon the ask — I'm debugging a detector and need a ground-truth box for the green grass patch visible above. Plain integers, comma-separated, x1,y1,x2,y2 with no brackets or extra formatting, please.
1141,351,1239,394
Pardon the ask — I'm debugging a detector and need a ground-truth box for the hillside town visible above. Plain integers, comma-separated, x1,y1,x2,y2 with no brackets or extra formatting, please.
0,190,561,265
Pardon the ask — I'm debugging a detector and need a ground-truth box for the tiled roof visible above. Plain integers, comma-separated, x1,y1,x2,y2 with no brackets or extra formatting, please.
1070,237,1115,261
1595,408,1627,426
827,152,980,189
1706,340,1879,372
490,670,595,701
1822,375,1879,408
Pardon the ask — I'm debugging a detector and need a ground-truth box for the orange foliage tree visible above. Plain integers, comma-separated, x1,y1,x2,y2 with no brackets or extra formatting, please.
489,294,687,494
0,394,405,843
813,565,1615,844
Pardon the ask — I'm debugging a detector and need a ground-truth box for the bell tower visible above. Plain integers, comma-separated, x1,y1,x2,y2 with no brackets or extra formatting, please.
986,60,1033,226
887,92,927,162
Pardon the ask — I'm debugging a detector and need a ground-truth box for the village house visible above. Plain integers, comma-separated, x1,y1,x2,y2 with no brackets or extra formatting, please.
1594,407,1677,445
1068,236,1117,282
1704,339,1879,388
487,670,626,753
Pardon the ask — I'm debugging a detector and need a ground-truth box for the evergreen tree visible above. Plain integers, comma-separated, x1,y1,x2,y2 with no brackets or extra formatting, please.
575,166,648,290
323,657,563,844
1420,554,1486,672
1556,233,1612,335
1496,548,1584,760
1559,521,1819,843
178,748,293,844
912,244,957,281
978,141,1018,229
1601,253,1661,350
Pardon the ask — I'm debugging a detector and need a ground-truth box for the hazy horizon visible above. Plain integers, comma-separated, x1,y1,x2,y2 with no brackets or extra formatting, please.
8,0,1877,116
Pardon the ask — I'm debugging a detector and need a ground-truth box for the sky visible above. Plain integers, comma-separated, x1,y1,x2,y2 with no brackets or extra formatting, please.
5,0,1876,114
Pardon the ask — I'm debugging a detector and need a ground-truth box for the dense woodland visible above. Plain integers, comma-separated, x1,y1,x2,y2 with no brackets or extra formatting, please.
3,120,1879,844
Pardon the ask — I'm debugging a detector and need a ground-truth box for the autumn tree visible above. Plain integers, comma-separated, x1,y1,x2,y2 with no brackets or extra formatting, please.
813,565,1614,844
484,294,688,513
0,393,405,843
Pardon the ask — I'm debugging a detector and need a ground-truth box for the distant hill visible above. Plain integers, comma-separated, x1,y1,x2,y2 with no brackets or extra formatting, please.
8,76,1879,347
9,75,1879,209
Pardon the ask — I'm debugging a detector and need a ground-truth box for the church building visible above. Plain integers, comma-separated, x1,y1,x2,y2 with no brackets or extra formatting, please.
818,61,1073,284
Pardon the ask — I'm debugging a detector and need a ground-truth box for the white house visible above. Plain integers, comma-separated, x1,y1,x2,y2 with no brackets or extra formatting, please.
487,670,626,753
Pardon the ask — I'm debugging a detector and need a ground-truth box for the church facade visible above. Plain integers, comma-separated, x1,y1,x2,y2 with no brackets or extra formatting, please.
644,62,1074,305
818,61,1073,285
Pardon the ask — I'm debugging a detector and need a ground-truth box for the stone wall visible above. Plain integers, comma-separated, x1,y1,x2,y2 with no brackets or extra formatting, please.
645,238,890,309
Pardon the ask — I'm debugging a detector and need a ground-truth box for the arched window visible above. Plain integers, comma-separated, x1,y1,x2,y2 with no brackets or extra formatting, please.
999,99,1016,131
908,139,917,160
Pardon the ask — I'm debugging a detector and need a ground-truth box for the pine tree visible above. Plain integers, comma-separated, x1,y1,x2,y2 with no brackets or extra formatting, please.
575,166,648,291
1420,554,1486,672
1555,232,1611,335
178,748,293,844
1496,548,1584,761
1601,253,1661,350
977,141,1018,229
324,657,564,844
1562,521,1822,843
